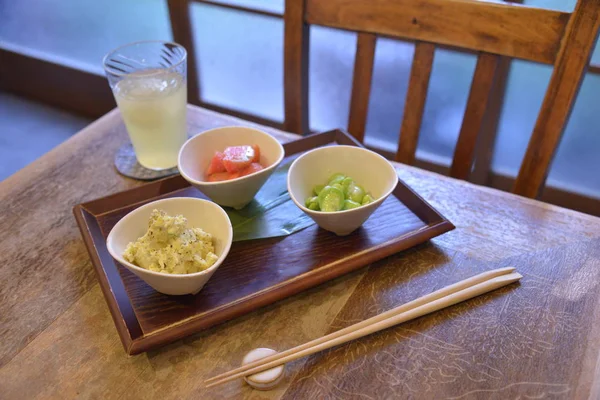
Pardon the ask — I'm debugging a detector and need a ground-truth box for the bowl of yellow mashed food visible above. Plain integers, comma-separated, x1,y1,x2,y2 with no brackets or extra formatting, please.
106,197,233,295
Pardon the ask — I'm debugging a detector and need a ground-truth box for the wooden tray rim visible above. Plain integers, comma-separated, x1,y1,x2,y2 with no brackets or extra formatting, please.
73,129,455,354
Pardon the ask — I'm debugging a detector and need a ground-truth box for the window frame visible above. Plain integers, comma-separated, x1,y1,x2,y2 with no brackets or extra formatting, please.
0,0,598,214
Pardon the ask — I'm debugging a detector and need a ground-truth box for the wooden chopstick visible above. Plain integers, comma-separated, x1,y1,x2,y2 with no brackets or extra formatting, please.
205,267,520,388
205,266,515,384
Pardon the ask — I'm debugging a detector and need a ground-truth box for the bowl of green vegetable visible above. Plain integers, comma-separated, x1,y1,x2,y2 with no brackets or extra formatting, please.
287,145,398,235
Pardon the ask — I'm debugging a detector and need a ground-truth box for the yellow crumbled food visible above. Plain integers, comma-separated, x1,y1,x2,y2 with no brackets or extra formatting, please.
123,209,219,274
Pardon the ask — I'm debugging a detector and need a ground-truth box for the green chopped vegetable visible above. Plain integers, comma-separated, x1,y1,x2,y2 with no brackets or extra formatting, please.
331,183,344,192
305,174,375,212
347,183,366,203
328,173,346,186
362,193,374,205
313,184,325,196
343,199,361,210
305,196,318,207
318,185,345,212
341,177,354,192
306,195,320,211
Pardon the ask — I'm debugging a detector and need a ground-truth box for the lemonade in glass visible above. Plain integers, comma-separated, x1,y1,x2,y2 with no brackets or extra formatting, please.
104,41,187,170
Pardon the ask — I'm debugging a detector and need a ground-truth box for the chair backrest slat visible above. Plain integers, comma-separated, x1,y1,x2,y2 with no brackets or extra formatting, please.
396,41,435,164
167,0,201,104
514,0,600,197
305,0,569,64
283,0,310,134
347,32,377,142
450,52,500,180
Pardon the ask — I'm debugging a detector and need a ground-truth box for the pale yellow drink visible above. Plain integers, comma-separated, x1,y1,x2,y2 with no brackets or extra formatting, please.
114,69,187,170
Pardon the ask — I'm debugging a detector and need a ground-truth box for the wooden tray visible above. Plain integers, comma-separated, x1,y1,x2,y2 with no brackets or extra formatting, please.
73,129,454,355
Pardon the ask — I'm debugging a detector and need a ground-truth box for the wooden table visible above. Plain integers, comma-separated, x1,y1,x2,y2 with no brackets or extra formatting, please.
2,105,600,399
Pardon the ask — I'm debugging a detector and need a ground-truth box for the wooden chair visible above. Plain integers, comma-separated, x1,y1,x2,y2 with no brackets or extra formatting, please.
283,0,600,198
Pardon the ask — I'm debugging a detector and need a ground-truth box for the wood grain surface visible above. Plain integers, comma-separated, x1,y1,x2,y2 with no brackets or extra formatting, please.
1,106,600,399
282,239,600,399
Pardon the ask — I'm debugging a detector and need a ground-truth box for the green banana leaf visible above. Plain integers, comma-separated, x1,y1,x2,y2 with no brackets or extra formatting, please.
224,159,315,241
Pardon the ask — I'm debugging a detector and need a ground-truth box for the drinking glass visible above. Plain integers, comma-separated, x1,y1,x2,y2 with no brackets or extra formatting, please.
103,41,188,170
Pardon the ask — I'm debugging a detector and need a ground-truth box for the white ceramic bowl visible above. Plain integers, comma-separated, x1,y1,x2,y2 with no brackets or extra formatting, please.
287,146,398,236
178,126,285,209
106,197,233,296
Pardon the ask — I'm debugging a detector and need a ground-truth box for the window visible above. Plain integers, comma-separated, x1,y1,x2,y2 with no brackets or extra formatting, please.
309,27,356,132
190,2,283,121
0,0,172,73
1,0,598,206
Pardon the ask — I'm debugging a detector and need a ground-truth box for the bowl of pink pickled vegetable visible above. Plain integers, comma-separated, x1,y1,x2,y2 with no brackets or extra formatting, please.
178,126,284,209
